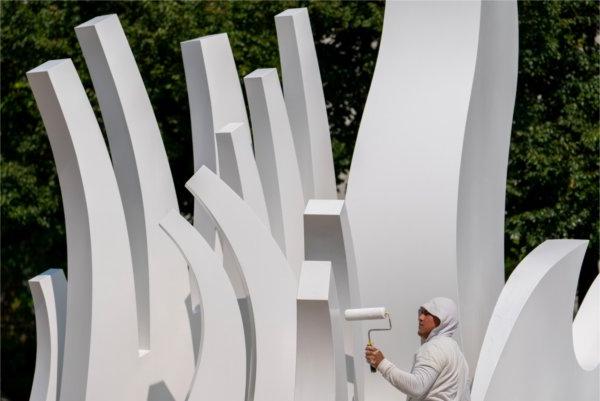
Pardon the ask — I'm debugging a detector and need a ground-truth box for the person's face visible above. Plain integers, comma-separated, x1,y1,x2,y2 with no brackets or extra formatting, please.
418,307,439,339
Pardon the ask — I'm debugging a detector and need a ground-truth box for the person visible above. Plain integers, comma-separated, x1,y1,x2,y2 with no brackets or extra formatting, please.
365,297,471,401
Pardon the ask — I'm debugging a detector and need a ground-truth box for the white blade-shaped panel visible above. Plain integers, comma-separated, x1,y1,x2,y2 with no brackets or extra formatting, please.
186,166,297,401
29,269,67,401
75,16,195,399
456,0,518,374
295,261,347,401
573,275,599,371
275,8,337,200
181,33,252,246
159,210,246,401
244,68,305,278
216,122,270,230
304,200,363,399
344,2,517,398
471,240,598,401
27,59,140,401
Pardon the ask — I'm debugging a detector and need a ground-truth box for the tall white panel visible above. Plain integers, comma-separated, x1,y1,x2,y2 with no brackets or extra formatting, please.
275,8,337,200
186,167,297,401
75,16,195,400
29,269,67,401
343,2,517,398
159,210,246,401
216,122,270,230
471,240,598,401
27,59,140,401
181,33,252,247
244,68,305,278
303,200,364,399
295,261,346,401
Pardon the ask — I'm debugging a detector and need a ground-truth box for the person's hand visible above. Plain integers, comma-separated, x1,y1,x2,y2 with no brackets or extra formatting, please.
365,345,384,369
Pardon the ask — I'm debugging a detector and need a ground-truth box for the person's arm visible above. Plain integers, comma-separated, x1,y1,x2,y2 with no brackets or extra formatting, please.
376,359,439,398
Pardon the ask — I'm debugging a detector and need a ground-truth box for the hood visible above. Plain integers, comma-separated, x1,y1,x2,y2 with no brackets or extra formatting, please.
420,297,459,343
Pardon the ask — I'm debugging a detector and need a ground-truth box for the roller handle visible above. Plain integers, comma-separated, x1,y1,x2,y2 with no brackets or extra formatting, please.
367,340,376,373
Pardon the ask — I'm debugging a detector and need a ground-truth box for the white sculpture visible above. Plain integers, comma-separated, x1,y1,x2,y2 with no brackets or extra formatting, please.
159,210,246,401
295,261,346,401
470,240,599,401
25,4,597,401
244,68,306,278
344,3,518,399
75,15,196,400
275,8,337,200
29,269,67,401
28,59,140,401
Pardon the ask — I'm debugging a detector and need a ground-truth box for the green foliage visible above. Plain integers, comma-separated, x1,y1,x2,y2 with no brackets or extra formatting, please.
507,1,599,297
0,1,597,400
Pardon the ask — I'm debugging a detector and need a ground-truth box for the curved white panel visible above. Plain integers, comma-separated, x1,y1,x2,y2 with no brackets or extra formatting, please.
29,269,67,401
185,166,297,401
343,2,517,398
216,122,270,229
158,210,246,401
27,59,140,401
456,0,518,374
75,16,195,399
471,240,598,401
295,261,346,401
573,275,599,371
304,200,363,399
181,33,252,246
275,8,337,200
244,68,305,278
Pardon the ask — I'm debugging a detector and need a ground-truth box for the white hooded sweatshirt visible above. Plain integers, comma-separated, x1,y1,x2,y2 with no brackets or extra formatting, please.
376,297,471,401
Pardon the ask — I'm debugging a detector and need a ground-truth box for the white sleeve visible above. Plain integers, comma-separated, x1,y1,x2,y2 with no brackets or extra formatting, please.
376,358,439,398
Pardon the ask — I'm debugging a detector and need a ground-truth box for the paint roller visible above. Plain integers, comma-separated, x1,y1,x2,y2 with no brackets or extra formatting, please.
344,307,392,372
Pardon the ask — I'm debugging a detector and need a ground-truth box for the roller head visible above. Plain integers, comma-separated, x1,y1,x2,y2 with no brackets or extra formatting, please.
344,307,387,321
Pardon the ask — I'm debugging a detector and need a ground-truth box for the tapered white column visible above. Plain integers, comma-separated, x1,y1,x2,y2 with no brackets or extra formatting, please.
295,261,347,401
304,200,363,399
75,15,195,400
29,269,67,401
275,8,337,200
573,275,599,371
181,33,253,246
471,240,598,401
216,122,270,229
159,210,246,401
186,167,297,401
27,59,140,401
344,3,518,398
244,68,305,278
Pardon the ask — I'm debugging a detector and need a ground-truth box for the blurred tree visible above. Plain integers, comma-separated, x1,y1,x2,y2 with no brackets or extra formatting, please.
0,1,597,400
506,1,599,299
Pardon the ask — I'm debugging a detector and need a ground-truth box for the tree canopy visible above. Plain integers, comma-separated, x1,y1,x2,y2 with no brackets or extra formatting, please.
1,1,597,400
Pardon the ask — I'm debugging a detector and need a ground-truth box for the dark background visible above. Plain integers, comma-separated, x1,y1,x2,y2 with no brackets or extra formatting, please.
1,1,598,400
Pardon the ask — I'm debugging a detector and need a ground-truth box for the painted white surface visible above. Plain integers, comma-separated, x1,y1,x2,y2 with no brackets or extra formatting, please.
275,8,337,200
29,269,67,401
244,68,305,279
296,261,347,401
471,240,599,401
304,199,364,399
216,122,270,230
573,275,599,371
181,33,252,247
27,59,140,401
186,167,297,401
343,2,517,399
75,15,195,400
159,210,246,401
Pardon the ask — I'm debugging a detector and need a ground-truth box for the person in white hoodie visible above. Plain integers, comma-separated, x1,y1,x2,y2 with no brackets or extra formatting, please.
365,297,470,401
